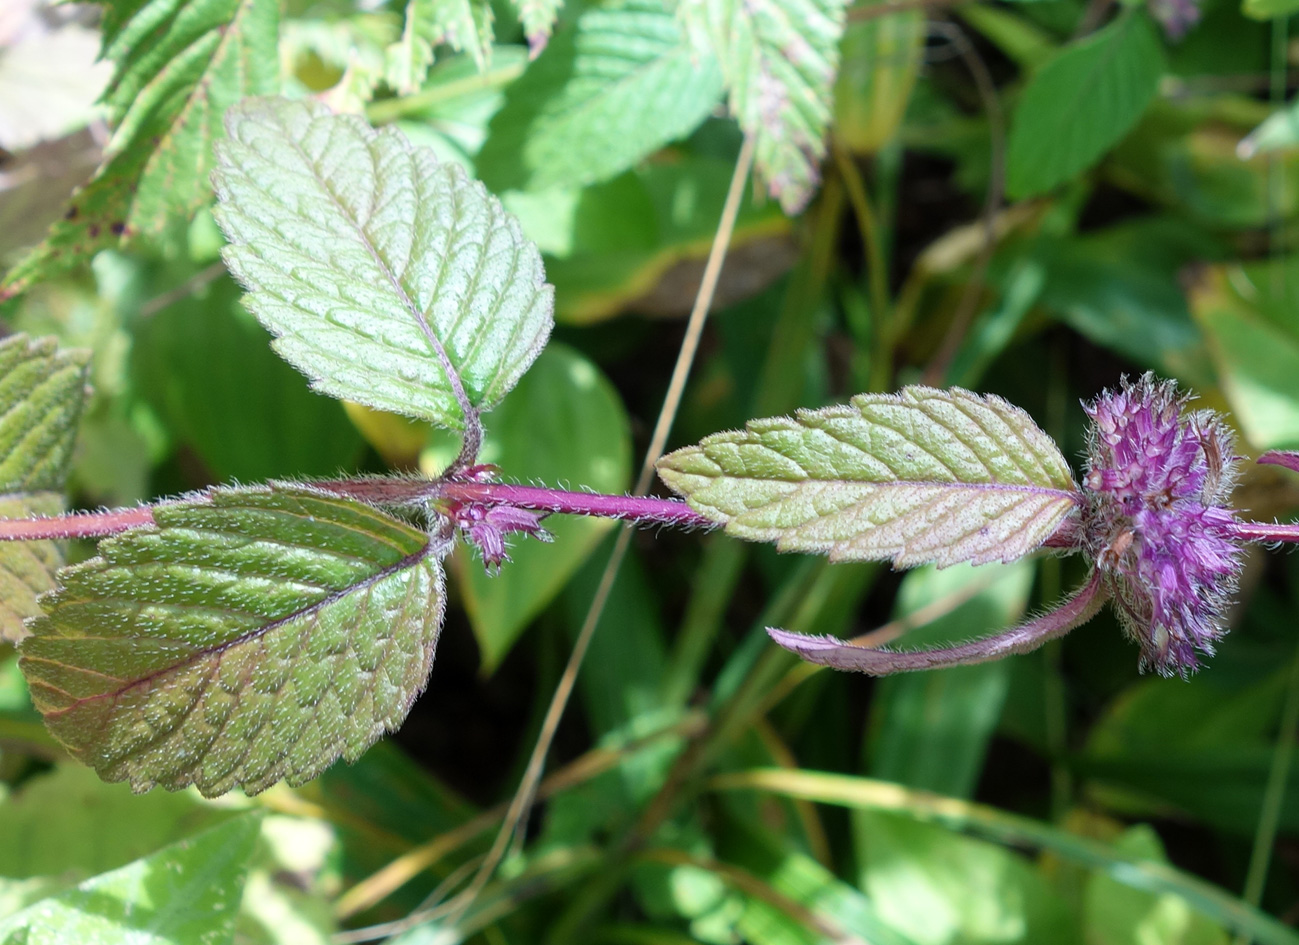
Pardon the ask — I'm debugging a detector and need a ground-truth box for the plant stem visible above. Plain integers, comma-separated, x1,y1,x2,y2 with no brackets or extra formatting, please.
435,482,713,527
1229,521,1299,543
0,506,155,540
0,482,713,542
5,489,1299,550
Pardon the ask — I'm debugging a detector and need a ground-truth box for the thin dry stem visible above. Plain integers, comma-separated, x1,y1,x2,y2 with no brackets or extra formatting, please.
439,134,757,928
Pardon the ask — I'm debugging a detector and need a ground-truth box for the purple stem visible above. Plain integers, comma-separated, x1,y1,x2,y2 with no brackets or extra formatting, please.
1228,520,1299,544
0,481,713,541
768,568,1108,674
437,481,715,528
0,506,155,541
1258,450,1299,474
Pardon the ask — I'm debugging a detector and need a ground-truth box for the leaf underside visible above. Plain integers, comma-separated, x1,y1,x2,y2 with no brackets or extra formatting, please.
677,0,847,214
213,96,554,431
657,386,1081,568
0,0,280,300
20,485,446,798
0,335,90,643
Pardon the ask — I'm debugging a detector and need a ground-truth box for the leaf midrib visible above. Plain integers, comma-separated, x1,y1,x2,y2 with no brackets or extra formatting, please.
38,539,435,719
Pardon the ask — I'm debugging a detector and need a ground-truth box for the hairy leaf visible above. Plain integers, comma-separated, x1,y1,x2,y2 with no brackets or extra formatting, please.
1007,13,1164,199
678,0,847,213
656,386,1080,567
21,485,447,797
386,0,494,94
0,814,260,944
0,0,279,301
0,335,89,643
477,0,724,193
214,96,554,431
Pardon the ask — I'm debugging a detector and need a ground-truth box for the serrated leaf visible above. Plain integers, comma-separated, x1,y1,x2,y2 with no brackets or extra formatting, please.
0,0,280,301
477,0,724,193
0,334,89,643
20,485,446,797
0,813,260,945
1006,13,1164,199
386,0,494,94
656,386,1080,568
678,0,847,213
213,96,554,431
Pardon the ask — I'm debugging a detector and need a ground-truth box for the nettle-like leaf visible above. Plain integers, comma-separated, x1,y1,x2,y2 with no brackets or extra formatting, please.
386,0,494,94
213,96,554,431
657,386,1081,568
0,335,89,643
0,0,279,300
476,0,724,193
20,485,447,797
677,0,847,213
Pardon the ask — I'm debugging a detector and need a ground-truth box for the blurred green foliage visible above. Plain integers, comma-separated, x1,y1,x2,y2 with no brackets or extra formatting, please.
1,0,1299,940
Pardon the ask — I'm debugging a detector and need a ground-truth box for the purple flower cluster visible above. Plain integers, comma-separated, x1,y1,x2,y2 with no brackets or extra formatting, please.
444,465,553,572
1082,375,1242,676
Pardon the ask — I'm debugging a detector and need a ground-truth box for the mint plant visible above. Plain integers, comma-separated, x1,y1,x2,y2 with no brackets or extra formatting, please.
3,96,1299,801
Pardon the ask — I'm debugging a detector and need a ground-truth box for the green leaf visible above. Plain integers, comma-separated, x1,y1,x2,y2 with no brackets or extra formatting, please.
0,335,89,643
0,0,280,301
522,159,790,324
1239,96,1299,158
130,276,366,482
0,763,231,880
656,386,1080,568
832,9,925,155
1006,13,1164,199
476,0,724,193
714,769,1299,945
855,813,1077,945
1242,0,1299,20
678,0,847,213
0,813,261,945
386,0,494,94
455,344,631,672
866,560,1034,796
213,96,554,431
1084,826,1229,945
20,484,447,797
1190,266,1299,451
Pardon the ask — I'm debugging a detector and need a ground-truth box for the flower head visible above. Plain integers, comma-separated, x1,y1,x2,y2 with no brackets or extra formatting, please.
1081,375,1242,676
450,502,552,573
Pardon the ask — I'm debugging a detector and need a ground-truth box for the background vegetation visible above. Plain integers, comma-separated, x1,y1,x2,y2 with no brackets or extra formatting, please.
1,0,1299,941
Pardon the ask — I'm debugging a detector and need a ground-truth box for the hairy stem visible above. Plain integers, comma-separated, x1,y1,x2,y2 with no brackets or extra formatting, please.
0,481,713,542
